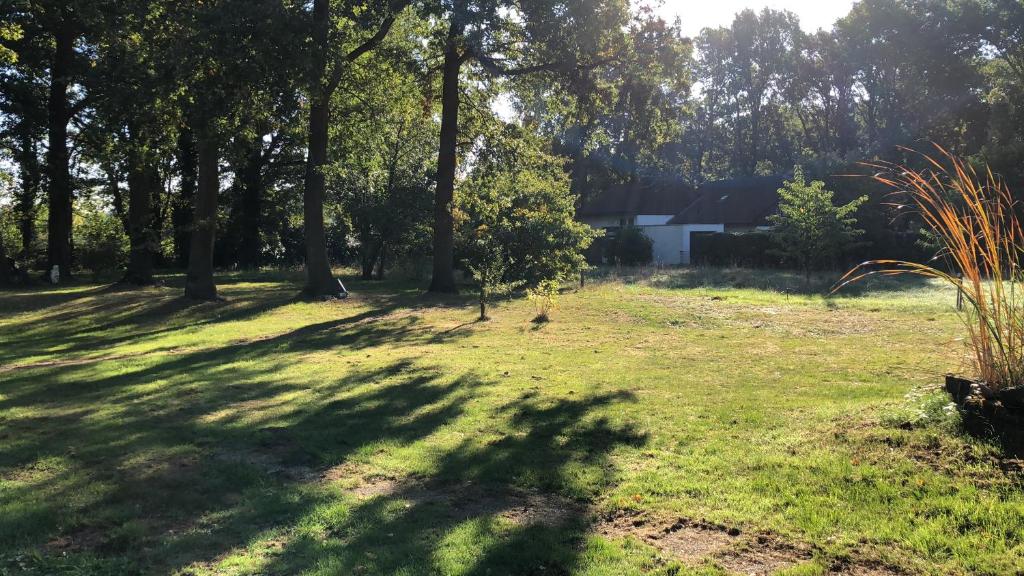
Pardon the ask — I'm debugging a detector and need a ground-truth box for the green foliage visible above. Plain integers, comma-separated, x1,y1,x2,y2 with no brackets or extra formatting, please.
527,279,559,323
457,125,598,287
605,226,653,267
74,198,128,279
769,166,866,274
465,235,524,321
329,25,437,278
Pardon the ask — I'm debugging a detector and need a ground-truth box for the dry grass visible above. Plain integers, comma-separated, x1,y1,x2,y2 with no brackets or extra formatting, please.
837,145,1024,391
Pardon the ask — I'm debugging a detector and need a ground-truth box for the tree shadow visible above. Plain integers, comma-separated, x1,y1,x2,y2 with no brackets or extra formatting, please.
0,273,474,368
257,390,646,576
0,357,482,574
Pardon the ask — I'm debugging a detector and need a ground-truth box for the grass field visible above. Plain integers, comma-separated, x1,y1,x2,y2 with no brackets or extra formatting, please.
1,268,1022,575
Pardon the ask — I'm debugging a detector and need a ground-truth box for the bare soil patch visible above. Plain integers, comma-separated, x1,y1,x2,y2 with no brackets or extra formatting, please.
332,469,585,527
596,512,903,576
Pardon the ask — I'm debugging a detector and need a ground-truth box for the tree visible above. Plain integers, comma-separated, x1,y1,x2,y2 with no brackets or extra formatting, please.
299,0,409,299
421,0,629,293
457,125,598,286
0,13,46,261
85,0,179,285
1,1,101,281
465,235,522,321
168,0,298,299
332,44,436,280
769,166,866,278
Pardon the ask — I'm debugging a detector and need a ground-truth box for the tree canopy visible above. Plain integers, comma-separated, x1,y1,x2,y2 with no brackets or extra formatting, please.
0,0,1021,290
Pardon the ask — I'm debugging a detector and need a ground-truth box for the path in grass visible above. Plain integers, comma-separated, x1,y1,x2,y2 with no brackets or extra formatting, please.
0,270,1021,575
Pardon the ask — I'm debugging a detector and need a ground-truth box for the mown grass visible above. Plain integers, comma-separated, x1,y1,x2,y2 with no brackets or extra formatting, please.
0,268,1021,575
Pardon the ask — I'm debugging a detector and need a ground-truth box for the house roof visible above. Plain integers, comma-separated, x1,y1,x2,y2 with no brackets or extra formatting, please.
577,178,697,217
669,176,785,226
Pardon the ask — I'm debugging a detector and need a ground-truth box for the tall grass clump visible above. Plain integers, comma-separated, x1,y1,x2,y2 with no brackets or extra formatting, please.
835,145,1024,393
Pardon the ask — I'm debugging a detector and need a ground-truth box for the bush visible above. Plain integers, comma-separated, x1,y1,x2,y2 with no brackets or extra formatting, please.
527,279,559,323
606,226,653,266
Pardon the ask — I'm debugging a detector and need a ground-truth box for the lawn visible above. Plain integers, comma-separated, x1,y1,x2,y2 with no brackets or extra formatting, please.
0,268,1021,575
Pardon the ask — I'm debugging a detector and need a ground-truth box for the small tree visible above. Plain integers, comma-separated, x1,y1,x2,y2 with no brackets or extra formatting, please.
527,279,559,323
769,166,866,280
465,234,523,321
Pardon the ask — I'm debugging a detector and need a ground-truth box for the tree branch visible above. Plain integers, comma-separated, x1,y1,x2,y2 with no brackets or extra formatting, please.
326,1,412,94
471,50,618,77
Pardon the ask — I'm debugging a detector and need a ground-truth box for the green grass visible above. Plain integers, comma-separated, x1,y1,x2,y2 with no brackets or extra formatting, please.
0,268,1021,575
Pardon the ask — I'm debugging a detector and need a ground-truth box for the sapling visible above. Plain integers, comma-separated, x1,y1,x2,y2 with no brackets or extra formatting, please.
527,279,559,323
466,239,522,321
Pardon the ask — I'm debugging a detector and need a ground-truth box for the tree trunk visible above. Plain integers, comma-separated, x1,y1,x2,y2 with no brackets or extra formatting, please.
360,236,378,280
45,16,75,281
301,0,344,298
123,157,159,285
302,94,343,297
16,131,40,257
237,139,264,270
748,99,762,176
173,125,197,268
428,19,463,294
375,242,385,280
0,230,9,285
185,131,219,300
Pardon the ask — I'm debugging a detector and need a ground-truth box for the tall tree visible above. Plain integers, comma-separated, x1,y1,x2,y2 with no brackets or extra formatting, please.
300,0,409,299
423,0,629,293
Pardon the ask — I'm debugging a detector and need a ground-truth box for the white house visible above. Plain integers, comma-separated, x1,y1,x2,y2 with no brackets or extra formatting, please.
578,176,784,265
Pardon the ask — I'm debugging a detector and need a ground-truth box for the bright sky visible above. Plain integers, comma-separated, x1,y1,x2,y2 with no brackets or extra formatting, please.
641,0,858,37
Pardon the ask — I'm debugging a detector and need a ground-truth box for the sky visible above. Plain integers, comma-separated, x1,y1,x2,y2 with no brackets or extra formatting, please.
641,0,858,37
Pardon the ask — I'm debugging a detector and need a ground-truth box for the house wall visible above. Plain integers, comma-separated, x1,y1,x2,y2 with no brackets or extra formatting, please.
633,223,727,266
638,225,688,265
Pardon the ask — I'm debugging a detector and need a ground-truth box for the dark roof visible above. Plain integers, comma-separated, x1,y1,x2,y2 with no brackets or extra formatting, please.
577,178,696,217
669,176,785,226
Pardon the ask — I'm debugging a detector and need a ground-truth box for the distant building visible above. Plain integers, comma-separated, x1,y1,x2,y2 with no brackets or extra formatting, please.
576,178,697,231
578,175,785,265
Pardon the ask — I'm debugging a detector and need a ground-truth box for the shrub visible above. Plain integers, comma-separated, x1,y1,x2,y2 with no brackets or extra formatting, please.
835,146,1024,392
527,279,559,323
606,226,653,266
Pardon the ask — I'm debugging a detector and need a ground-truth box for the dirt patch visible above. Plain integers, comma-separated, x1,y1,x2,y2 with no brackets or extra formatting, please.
716,535,810,575
45,526,108,554
327,467,583,527
597,513,907,576
597,513,740,563
597,513,814,574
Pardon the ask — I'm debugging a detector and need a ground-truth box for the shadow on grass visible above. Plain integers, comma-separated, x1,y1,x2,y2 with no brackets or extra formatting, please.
0,277,642,574
0,271,473,367
258,389,644,576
